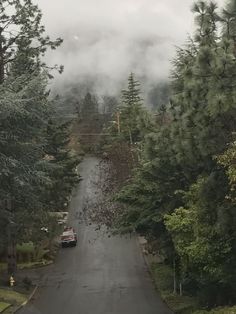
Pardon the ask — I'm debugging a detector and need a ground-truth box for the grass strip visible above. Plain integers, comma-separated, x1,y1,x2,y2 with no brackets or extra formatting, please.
0,302,11,313
0,288,27,305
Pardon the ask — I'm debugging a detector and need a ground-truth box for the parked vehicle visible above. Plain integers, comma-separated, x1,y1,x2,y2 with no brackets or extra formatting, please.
61,227,77,247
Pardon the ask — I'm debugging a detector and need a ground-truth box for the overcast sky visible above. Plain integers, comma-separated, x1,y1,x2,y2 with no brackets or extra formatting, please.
36,0,226,94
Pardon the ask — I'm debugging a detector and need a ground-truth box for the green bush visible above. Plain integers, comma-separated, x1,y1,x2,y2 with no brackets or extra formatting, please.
16,242,34,254
16,242,35,263
151,262,173,293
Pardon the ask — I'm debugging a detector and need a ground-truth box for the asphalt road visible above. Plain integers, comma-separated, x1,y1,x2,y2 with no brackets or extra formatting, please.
19,157,172,314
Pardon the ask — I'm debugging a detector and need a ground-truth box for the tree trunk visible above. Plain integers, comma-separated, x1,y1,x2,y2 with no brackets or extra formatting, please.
7,224,17,275
173,258,177,294
116,112,121,134
129,129,133,145
179,282,183,296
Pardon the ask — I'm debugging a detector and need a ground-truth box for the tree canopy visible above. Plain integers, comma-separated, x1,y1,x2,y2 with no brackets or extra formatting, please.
0,0,79,266
110,0,236,307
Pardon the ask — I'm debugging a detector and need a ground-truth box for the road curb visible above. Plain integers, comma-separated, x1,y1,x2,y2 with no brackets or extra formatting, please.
13,285,38,313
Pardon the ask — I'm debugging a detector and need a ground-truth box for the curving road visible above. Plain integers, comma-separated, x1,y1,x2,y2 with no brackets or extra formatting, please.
19,157,172,314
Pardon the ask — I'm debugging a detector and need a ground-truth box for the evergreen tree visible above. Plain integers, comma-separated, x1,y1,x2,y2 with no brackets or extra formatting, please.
0,70,55,259
44,120,80,210
119,73,145,144
114,0,236,306
0,0,63,83
0,0,65,270
222,0,236,44
80,92,98,119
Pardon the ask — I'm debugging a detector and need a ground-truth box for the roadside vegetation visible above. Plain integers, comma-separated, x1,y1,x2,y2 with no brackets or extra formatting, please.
150,262,198,314
0,0,80,278
95,0,236,312
0,302,10,313
0,288,27,313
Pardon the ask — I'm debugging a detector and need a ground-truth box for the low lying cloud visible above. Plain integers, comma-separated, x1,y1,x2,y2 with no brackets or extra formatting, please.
36,0,226,95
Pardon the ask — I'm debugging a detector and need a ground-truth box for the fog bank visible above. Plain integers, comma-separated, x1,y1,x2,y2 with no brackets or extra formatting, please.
36,0,226,96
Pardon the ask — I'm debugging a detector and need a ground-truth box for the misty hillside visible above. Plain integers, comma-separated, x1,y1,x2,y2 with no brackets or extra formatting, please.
54,80,170,118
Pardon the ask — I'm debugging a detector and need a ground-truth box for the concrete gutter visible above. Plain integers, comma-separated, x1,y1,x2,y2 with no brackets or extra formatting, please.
13,285,38,313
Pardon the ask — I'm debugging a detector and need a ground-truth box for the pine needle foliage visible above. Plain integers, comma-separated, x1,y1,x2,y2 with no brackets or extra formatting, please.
115,0,236,307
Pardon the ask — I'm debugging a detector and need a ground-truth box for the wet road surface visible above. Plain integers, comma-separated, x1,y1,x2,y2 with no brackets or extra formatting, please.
19,157,172,314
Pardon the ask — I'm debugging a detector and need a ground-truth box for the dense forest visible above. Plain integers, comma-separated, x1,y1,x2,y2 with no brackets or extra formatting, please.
98,0,236,311
0,0,79,273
